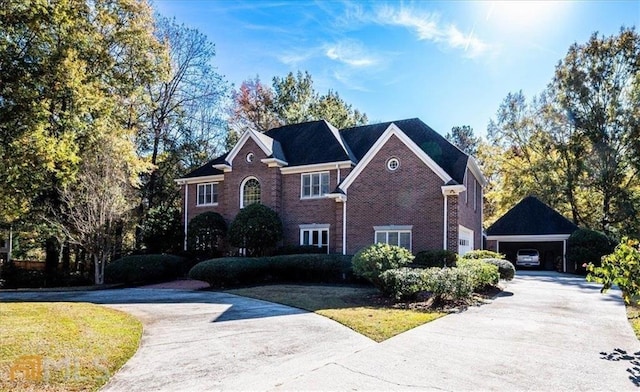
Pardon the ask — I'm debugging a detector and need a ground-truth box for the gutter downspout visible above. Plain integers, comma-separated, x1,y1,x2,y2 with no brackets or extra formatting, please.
342,200,347,255
183,184,188,251
443,194,448,250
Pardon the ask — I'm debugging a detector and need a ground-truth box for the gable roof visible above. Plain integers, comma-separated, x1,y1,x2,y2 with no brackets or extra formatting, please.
486,196,579,236
341,118,469,184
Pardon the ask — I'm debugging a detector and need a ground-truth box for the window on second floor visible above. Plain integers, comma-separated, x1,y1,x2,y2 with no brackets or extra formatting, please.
197,183,218,206
241,177,261,208
301,172,330,198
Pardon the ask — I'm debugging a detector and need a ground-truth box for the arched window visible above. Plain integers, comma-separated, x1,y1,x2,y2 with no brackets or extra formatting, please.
240,177,261,208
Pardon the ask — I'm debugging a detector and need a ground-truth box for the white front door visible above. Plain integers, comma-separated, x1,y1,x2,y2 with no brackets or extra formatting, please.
458,225,474,255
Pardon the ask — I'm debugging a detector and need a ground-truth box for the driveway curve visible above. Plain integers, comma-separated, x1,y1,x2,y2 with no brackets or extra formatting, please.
2,271,639,391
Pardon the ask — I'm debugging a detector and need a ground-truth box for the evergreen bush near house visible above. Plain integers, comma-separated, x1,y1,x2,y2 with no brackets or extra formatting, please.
568,228,615,273
379,267,427,300
188,254,354,288
105,254,187,284
457,258,500,290
480,258,515,280
274,245,326,255
142,206,183,254
587,237,640,304
462,249,505,260
187,211,227,259
229,204,283,256
412,249,458,268
351,243,414,290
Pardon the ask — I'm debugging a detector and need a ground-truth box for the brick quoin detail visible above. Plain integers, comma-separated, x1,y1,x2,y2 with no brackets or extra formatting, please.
446,195,459,252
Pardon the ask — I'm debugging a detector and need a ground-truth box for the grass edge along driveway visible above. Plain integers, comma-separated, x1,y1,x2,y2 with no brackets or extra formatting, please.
0,302,142,392
226,284,445,342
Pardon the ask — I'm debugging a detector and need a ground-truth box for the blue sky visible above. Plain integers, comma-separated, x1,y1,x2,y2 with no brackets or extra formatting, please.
153,1,640,137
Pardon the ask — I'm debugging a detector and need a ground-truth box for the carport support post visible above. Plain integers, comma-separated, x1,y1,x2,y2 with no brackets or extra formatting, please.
563,239,567,273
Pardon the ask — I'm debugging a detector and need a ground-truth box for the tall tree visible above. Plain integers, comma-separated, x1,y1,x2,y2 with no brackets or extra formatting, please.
228,71,367,133
446,125,480,156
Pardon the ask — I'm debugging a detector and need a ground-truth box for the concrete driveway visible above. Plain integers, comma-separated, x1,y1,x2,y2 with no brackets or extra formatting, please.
2,271,639,391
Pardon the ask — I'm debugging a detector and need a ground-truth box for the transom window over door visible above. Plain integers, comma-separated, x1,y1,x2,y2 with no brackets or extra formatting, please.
301,172,329,198
240,177,261,208
300,224,329,253
374,225,412,251
197,183,218,206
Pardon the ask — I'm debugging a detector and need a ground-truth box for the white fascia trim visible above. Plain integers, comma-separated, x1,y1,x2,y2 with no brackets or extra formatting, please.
467,156,488,187
441,184,465,195
339,123,452,192
374,225,413,231
226,129,273,165
299,223,331,230
261,157,288,167
487,234,571,242
280,161,353,175
175,175,224,185
213,163,232,172
326,193,347,202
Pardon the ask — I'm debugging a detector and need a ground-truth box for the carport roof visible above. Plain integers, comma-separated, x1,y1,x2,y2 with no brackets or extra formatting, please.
486,196,578,236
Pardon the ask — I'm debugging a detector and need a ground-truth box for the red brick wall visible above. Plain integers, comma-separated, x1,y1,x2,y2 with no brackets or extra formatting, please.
458,167,483,249
345,135,445,254
446,195,459,252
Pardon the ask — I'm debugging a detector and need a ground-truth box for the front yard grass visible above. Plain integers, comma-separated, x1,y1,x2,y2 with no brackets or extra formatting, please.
0,302,142,392
226,284,445,342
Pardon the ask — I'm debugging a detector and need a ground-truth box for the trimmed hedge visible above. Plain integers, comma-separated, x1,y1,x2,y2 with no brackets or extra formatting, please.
462,250,505,260
413,249,458,268
480,258,515,280
274,245,326,255
188,254,354,288
457,258,500,290
105,254,188,285
352,243,414,290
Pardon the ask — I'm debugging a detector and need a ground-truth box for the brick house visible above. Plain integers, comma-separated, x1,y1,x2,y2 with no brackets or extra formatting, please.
175,118,486,255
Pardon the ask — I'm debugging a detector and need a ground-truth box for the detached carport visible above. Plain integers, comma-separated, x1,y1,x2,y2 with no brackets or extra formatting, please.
486,196,578,272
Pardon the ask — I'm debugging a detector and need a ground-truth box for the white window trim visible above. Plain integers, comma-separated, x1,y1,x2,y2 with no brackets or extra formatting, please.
299,224,330,254
240,176,260,208
373,225,413,251
300,171,330,199
196,182,219,207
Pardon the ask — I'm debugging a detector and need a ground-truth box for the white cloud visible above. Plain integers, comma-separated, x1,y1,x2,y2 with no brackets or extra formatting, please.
373,6,491,59
324,40,380,68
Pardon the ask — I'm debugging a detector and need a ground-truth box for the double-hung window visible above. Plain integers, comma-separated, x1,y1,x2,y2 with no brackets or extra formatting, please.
301,172,330,198
374,225,412,251
300,224,329,253
197,183,218,206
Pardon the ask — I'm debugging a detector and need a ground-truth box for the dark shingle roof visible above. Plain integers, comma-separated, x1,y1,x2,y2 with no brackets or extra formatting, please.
264,120,351,165
341,118,469,184
486,196,578,236
181,153,227,178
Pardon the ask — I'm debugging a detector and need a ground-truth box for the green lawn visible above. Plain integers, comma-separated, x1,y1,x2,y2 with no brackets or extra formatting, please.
0,302,142,392
226,284,445,342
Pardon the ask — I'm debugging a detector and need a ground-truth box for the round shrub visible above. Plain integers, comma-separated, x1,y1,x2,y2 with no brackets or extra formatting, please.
274,245,326,255
413,249,458,268
457,258,499,290
462,250,505,260
380,267,426,300
229,204,283,256
422,267,475,301
105,254,187,284
187,212,227,258
480,258,515,280
352,243,414,290
568,228,615,273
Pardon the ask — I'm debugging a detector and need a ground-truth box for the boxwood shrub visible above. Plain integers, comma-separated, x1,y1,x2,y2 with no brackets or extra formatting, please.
412,249,458,268
480,258,515,280
351,243,414,290
188,254,354,288
457,258,500,290
380,267,475,301
105,254,188,284
462,250,505,260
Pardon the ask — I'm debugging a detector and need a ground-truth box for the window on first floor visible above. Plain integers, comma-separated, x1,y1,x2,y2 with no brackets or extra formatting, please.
197,183,218,206
374,226,412,251
300,225,329,253
301,172,330,198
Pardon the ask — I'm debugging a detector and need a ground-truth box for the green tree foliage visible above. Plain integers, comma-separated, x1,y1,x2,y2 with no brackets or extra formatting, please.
446,125,480,156
567,228,615,272
228,71,367,133
228,204,283,256
141,206,183,254
187,211,227,257
483,28,640,236
587,237,640,304
351,243,414,291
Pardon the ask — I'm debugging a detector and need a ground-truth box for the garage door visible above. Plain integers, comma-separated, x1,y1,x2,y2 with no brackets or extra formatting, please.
458,225,473,256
